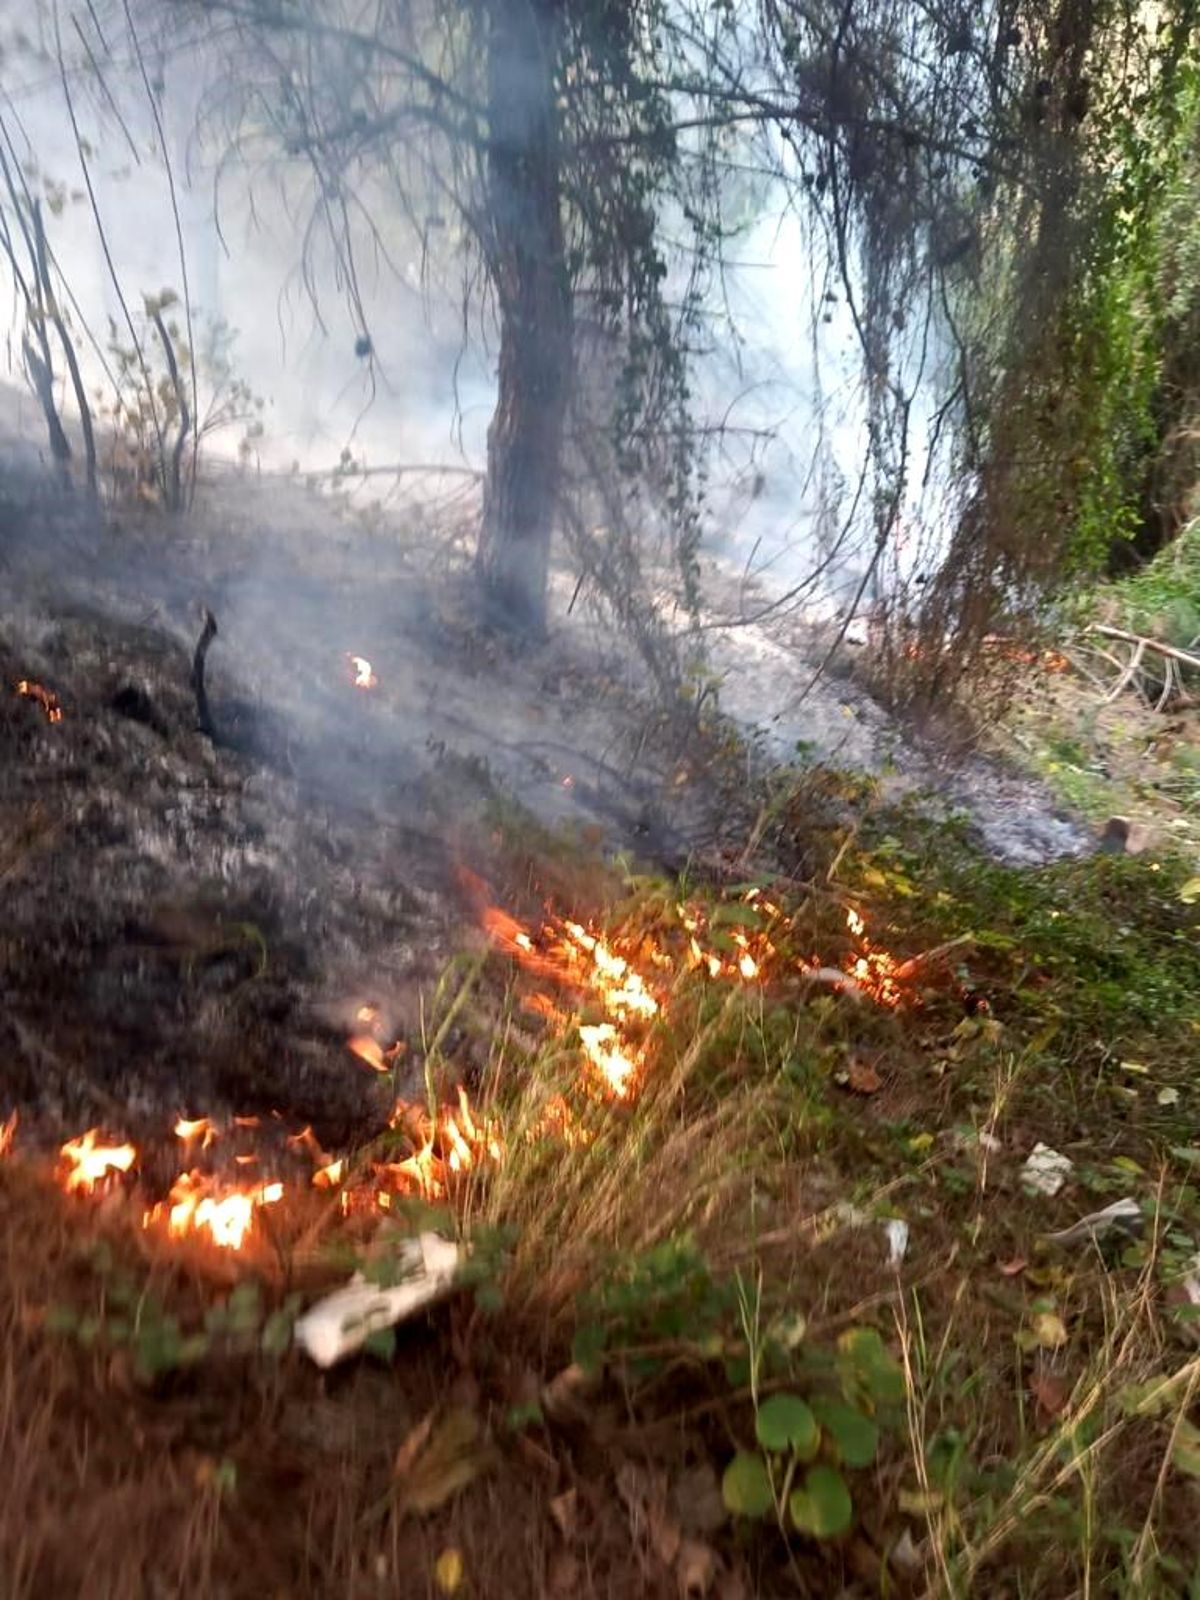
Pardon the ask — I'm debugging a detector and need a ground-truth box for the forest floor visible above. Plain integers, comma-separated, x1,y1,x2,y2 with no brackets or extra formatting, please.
1,453,1199,1598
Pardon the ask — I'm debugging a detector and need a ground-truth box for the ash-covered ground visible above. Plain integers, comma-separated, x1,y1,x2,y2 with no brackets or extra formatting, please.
0,397,1092,1158
0,443,739,1157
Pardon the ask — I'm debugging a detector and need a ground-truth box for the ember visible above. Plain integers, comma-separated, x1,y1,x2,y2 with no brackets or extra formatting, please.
842,906,905,1007
60,1130,137,1193
15,678,63,723
347,653,377,689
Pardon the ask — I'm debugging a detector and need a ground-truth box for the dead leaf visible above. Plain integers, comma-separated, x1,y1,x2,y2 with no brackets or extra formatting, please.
714,1568,748,1600
897,1487,944,1515
670,1464,727,1536
549,1488,578,1541
889,1527,924,1575
998,1258,1028,1277
649,1501,682,1568
393,1411,435,1478
394,1407,496,1516
676,1539,717,1597
846,1058,883,1095
543,1362,596,1419
1030,1370,1069,1419
1032,1311,1069,1350
547,1550,581,1595
434,1548,464,1595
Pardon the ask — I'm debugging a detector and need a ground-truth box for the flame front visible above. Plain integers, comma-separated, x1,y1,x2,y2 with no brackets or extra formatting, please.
60,1130,137,1193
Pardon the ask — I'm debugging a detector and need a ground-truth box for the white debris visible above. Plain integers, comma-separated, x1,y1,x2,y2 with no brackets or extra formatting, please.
884,1219,910,1266
1021,1143,1073,1198
1183,1252,1200,1309
294,1232,462,1368
1042,1198,1142,1246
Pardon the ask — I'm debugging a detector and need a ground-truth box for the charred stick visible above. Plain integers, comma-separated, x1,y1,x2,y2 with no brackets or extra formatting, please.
192,608,218,740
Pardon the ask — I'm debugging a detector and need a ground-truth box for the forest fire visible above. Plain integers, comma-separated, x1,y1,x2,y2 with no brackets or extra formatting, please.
41,888,914,1251
59,1130,137,1193
15,678,63,723
347,653,377,689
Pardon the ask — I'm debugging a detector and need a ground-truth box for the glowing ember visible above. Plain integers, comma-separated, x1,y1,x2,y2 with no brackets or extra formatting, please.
349,1035,390,1072
174,1115,218,1150
842,907,904,1007
347,653,377,689
147,1172,283,1250
15,678,63,723
59,1130,137,1193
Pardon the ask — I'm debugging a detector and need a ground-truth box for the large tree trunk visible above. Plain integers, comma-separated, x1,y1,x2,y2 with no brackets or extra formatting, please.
476,0,572,636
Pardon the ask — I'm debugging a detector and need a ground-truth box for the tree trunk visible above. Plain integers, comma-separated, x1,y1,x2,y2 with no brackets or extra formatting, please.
476,0,571,636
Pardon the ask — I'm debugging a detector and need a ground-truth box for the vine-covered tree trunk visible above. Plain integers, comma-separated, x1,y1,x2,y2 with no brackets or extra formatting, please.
476,0,571,635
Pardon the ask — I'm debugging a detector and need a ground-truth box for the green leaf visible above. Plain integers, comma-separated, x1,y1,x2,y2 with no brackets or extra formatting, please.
364,1327,397,1362
260,1310,295,1357
755,1394,819,1458
1173,1419,1200,1478
45,1304,79,1335
838,1326,907,1405
721,1451,773,1518
789,1465,853,1539
1178,877,1200,905
812,1400,879,1468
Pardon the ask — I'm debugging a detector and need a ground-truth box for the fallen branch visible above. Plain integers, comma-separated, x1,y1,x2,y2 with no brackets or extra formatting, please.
1088,625,1200,675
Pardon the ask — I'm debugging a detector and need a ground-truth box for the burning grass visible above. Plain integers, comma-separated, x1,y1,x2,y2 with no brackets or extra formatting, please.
4,788,1200,1595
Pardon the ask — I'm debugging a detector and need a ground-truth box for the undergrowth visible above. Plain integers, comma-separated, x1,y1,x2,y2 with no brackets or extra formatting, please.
5,778,1200,1596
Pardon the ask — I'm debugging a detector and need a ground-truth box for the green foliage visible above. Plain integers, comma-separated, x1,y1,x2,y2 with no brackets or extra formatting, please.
572,1235,736,1377
721,1451,773,1518
46,1252,303,1381
788,1465,853,1539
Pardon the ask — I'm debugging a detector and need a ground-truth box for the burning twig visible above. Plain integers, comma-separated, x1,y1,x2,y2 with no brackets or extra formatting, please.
15,679,63,724
191,608,218,739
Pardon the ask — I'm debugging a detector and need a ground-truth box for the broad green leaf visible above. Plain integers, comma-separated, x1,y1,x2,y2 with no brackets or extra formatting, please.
839,1326,907,1404
813,1400,879,1468
721,1451,773,1518
755,1394,819,1458
789,1465,853,1539
1178,877,1200,905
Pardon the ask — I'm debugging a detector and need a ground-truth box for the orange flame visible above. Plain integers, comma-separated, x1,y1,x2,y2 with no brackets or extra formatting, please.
347,654,377,689
842,907,904,1007
174,1116,218,1151
146,1172,283,1250
313,1157,346,1189
0,1109,16,1157
60,1130,137,1193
